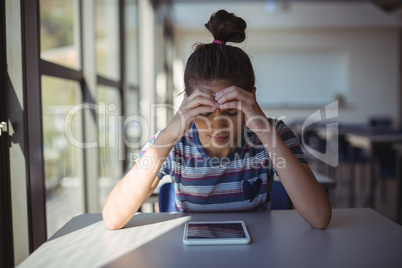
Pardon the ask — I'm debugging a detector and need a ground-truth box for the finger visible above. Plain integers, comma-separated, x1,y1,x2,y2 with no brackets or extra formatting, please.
214,86,238,100
184,95,219,110
216,90,247,105
219,101,241,111
187,88,215,101
216,86,252,104
188,105,216,118
183,89,213,105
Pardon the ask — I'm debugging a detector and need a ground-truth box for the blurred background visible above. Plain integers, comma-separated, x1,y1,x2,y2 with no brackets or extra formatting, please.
2,0,402,266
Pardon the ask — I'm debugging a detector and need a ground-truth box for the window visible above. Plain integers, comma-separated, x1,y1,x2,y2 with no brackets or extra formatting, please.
40,0,80,69
96,0,120,80
5,0,143,262
41,76,85,238
125,0,140,168
124,89,141,167
125,0,139,86
38,0,139,239
98,85,123,208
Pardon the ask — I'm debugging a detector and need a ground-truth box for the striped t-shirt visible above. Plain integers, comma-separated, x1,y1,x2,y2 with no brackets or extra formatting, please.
138,118,306,212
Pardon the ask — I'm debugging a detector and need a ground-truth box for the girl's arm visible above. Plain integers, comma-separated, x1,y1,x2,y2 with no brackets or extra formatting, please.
102,89,218,230
215,86,332,229
102,130,176,230
258,128,332,229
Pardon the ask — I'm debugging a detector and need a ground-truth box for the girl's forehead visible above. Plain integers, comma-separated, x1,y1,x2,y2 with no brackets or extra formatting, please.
193,80,232,93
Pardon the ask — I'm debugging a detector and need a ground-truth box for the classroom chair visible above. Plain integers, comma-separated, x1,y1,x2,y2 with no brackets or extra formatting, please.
368,143,397,207
158,182,177,212
366,116,397,207
270,180,292,210
158,181,292,212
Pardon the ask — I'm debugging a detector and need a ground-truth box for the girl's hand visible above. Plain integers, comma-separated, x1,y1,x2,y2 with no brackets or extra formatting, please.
164,89,218,142
214,86,268,134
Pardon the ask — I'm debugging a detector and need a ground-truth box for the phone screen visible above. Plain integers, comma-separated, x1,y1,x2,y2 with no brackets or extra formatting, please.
187,223,246,239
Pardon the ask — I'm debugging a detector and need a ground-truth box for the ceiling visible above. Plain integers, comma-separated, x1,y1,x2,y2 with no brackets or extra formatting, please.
168,1,402,30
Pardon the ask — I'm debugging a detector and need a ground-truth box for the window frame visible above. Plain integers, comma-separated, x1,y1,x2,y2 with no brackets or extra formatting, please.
0,0,14,266
18,0,139,251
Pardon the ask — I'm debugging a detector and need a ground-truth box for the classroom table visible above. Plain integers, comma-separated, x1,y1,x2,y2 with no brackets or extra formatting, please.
345,132,402,209
18,209,402,268
314,124,368,176
392,143,402,224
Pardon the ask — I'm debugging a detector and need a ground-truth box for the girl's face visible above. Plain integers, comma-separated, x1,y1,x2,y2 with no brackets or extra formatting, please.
191,80,245,158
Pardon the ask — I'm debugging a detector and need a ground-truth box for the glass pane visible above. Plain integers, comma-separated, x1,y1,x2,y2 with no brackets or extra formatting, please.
125,0,139,86
40,0,80,69
98,86,123,209
96,0,120,80
125,89,142,169
42,76,84,238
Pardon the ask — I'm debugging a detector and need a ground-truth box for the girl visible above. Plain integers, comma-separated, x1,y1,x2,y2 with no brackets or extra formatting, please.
103,10,332,230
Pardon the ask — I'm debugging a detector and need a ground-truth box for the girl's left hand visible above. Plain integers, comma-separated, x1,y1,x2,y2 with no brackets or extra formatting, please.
214,86,268,133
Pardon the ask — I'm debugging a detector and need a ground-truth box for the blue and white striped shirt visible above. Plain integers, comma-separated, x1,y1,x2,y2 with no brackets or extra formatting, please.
138,119,306,212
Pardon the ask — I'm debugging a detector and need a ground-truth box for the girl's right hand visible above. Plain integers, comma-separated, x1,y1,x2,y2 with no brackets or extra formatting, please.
163,88,218,142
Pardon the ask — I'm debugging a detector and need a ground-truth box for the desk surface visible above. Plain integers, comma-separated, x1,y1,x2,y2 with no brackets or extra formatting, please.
19,209,402,268
345,132,402,150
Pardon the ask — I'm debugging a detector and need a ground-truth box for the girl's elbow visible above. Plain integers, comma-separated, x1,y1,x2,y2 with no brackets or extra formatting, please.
310,209,332,230
102,208,124,230
103,220,123,231
310,220,330,230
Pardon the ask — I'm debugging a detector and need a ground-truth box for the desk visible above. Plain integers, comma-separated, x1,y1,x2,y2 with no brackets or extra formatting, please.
345,133,402,209
302,124,367,177
18,209,402,268
393,143,402,224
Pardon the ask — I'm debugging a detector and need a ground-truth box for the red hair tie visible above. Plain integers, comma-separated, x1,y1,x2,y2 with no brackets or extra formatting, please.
213,39,226,45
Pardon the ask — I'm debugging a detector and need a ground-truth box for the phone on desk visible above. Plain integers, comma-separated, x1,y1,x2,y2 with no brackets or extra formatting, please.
183,221,251,245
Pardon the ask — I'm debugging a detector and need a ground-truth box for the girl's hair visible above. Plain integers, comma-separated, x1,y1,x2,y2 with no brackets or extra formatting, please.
184,10,255,94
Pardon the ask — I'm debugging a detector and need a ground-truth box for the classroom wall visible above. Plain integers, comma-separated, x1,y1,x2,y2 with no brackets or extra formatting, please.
174,27,400,126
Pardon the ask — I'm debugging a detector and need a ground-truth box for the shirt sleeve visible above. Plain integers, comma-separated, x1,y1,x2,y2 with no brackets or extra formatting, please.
135,131,173,179
273,119,307,164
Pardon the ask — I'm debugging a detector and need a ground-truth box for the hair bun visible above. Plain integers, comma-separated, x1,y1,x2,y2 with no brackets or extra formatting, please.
205,10,246,44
